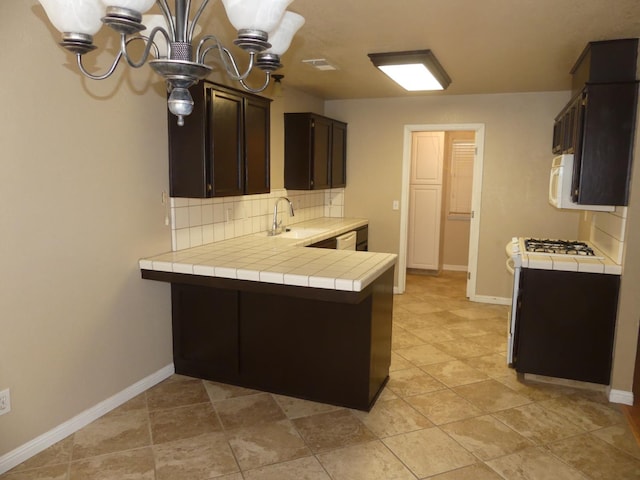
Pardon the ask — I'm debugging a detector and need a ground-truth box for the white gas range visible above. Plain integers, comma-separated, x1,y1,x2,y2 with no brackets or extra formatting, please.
504,236,621,367
505,237,621,275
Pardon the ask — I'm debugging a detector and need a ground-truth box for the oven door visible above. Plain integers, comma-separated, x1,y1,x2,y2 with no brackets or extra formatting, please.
505,242,521,366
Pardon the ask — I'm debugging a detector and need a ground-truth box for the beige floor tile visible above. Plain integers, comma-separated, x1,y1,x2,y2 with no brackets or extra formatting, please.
292,409,377,453
406,389,482,425
383,427,476,478
442,321,489,338
389,352,414,372
391,327,426,349
428,463,503,479
146,377,210,411
149,402,221,444
539,393,625,431
421,360,489,387
493,403,585,444
9,437,73,472
399,300,445,315
69,447,155,480
591,424,640,460
394,344,456,366
273,394,342,419
432,338,493,359
386,367,446,397
71,410,150,460
450,307,499,320
243,456,331,480
461,353,512,378
486,446,587,480
153,432,239,480
409,326,459,343
470,332,507,353
548,433,640,479
441,415,532,460
1,464,69,480
317,440,416,480
454,379,531,413
493,374,566,402
214,393,286,430
353,398,433,437
226,419,310,470
203,380,260,401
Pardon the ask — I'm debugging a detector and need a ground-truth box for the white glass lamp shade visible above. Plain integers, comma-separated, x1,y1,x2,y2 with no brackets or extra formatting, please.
100,0,155,14
39,0,105,35
266,11,304,55
221,0,293,33
142,15,203,58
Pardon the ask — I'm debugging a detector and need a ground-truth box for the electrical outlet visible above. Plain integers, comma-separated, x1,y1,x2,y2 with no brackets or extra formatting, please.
0,389,10,416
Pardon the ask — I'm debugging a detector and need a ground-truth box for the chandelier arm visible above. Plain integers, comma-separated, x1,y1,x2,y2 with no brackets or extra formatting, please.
189,0,211,42
76,52,124,81
239,71,272,94
121,28,171,69
156,0,176,40
198,37,255,81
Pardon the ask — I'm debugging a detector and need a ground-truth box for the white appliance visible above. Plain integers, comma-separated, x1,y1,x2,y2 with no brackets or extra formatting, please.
549,154,614,212
336,231,357,250
504,236,604,366
505,238,521,366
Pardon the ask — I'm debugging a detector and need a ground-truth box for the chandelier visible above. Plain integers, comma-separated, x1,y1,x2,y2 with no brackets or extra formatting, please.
38,0,305,125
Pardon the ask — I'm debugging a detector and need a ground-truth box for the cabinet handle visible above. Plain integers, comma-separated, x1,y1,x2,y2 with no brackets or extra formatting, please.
207,183,212,192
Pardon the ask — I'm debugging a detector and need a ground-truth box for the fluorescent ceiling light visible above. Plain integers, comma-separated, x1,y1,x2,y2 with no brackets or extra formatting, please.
368,50,451,91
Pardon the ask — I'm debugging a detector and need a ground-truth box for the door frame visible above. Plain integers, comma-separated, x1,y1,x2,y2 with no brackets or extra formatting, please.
398,123,485,299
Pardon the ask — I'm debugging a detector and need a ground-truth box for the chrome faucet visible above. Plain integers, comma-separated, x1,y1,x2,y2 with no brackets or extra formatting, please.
270,197,295,235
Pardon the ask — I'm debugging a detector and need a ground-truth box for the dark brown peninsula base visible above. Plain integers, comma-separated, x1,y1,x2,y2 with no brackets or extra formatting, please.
141,266,395,411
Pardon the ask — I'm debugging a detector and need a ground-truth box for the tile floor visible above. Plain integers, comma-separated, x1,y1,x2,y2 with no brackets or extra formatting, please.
3,272,640,479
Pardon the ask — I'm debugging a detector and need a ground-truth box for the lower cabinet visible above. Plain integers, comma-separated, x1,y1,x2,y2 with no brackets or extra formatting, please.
160,266,394,411
513,269,619,384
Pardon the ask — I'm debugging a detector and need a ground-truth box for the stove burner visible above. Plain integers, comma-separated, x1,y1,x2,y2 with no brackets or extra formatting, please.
524,238,596,256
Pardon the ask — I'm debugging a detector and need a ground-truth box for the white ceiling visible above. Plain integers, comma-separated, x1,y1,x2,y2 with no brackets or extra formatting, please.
201,0,640,100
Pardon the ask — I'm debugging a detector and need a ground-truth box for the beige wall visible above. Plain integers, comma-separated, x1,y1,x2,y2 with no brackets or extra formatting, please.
0,2,173,455
325,92,582,297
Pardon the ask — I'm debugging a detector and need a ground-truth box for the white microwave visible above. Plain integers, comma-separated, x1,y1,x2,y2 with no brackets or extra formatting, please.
549,154,614,212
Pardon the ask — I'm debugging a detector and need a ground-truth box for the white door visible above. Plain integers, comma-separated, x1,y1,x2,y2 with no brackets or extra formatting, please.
407,185,443,269
407,131,444,270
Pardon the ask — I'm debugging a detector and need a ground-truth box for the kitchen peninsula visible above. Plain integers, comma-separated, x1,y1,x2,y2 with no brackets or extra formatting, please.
139,218,396,411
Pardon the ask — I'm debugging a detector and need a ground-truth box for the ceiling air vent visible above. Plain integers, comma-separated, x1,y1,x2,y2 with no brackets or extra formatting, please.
302,58,338,71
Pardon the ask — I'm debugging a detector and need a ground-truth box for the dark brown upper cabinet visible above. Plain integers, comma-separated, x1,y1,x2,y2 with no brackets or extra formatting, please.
552,39,638,206
284,113,347,190
168,81,271,198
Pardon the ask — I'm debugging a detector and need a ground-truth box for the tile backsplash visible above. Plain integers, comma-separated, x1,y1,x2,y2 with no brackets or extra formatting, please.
170,188,346,251
589,207,627,264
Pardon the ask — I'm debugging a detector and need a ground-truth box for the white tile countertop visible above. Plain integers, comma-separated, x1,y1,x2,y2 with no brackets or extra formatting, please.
520,245,622,275
139,218,397,292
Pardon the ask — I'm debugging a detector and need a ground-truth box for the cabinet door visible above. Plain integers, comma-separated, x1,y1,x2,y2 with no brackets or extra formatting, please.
331,121,347,187
209,88,244,197
244,96,270,194
407,185,442,269
411,132,444,184
168,84,208,198
311,116,331,189
171,284,239,381
574,83,638,205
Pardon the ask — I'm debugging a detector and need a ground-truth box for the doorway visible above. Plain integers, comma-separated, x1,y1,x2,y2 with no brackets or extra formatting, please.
398,123,485,299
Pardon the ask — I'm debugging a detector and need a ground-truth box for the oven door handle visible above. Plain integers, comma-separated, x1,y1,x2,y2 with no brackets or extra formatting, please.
506,258,515,275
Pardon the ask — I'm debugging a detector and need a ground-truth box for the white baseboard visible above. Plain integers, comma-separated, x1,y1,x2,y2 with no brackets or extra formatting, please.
470,295,511,305
442,265,468,272
608,388,634,406
0,363,174,475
